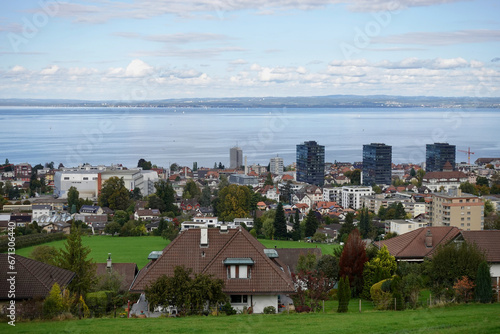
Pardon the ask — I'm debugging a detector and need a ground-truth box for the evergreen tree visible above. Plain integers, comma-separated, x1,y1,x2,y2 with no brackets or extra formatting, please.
264,173,274,186
304,210,318,237
274,202,287,239
67,186,80,212
475,261,493,303
292,210,301,241
337,276,350,313
359,207,372,238
57,224,96,296
200,185,212,207
339,212,355,240
155,179,177,213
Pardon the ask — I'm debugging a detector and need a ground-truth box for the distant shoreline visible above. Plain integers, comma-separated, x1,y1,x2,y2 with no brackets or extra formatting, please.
1,95,499,109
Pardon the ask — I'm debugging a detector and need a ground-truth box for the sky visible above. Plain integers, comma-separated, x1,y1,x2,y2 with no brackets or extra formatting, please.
1,0,499,100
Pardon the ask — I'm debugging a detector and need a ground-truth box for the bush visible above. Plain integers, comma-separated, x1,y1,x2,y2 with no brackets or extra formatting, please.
86,291,113,317
263,306,276,314
295,305,311,313
370,279,393,310
221,302,236,316
43,283,64,319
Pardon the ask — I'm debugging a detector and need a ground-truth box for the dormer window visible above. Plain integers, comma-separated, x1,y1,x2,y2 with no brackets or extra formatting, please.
224,258,254,279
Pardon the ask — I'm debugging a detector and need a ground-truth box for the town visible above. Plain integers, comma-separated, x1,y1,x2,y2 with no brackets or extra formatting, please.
0,141,499,326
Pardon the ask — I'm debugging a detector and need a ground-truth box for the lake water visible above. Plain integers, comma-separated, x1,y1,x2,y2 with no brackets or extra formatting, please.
0,107,498,168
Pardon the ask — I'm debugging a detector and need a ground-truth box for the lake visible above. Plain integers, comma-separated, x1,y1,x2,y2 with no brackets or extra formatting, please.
0,107,498,168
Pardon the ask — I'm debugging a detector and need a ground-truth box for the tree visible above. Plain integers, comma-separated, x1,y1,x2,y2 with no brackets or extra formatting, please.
337,276,350,313
339,212,355,240
273,202,287,239
304,210,319,238
476,176,489,187
56,224,97,296
292,269,334,312
281,180,292,204
410,168,416,177
30,245,59,266
131,187,142,201
104,221,121,235
199,185,212,207
170,163,180,172
67,186,80,212
43,283,64,319
475,261,493,303
147,194,166,212
217,184,252,221
453,276,475,303
484,200,494,217
316,254,339,283
358,207,372,238
292,209,301,241
361,245,397,300
460,182,477,195
112,210,130,226
137,158,152,170
339,229,368,296
264,173,274,186
416,169,425,187
145,266,226,315
183,179,200,199
427,241,486,295
154,180,177,214
98,177,131,211
297,252,317,272
345,169,361,185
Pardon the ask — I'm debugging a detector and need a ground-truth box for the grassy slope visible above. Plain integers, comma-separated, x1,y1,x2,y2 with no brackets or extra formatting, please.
6,304,500,334
258,239,340,255
14,236,169,269
14,236,338,268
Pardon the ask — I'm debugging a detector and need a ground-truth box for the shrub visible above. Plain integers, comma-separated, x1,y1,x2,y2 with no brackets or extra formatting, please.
475,261,493,303
263,306,276,314
295,305,311,313
337,276,350,313
43,283,64,319
370,278,393,310
221,302,236,316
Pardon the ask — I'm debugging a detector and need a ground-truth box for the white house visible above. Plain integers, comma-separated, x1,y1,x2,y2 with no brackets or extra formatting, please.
341,186,373,209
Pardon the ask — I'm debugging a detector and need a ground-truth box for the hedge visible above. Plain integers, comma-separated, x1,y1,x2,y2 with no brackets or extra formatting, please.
0,232,66,252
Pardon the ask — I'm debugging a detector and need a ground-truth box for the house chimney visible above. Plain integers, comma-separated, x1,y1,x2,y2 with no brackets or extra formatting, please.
200,227,208,247
107,253,112,269
425,230,433,248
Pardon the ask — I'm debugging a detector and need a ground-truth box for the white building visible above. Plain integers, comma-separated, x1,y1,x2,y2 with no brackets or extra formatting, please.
386,219,429,235
270,157,284,175
54,171,99,199
341,186,373,209
323,187,342,202
32,205,53,222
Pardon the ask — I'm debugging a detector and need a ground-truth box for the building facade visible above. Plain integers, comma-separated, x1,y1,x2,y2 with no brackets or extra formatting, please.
270,156,284,175
341,186,373,209
431,189,484,231
426,143,456,172
362,143,392,186
230,147,243,169
296,141,325,186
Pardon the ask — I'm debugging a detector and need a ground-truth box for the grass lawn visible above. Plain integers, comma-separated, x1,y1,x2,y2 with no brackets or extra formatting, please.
258,239,340,255
14,236,169,269
5,303,500,334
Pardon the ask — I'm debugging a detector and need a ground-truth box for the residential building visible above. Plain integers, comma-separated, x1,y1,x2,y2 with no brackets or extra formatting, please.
360,194,412,214
341,185,373,209
296,141,325,186
362,143,392,186
130,227,295,314
422,162,468,192
431,189,484,230
426,143,456,172
230,147,243,169
229,174,258,186
0,254,74,301
374,226,461,262
323,186,342,203
385,219,429,235
32,205,53,222
14,163,32,181
270,156,284,175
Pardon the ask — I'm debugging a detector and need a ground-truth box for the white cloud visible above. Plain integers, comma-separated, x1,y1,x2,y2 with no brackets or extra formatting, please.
40,65,59,75
10,65,26,73
230,59,248,65
374,29,500,46
125,59,153,77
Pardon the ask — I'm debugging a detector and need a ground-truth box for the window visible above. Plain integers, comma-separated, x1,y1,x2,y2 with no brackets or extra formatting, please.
83,177,88,180
230,295,248,304
228,265,249,278
64,177,69,180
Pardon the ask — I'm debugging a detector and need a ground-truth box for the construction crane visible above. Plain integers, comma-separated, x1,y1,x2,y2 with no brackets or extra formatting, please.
458,147,475,165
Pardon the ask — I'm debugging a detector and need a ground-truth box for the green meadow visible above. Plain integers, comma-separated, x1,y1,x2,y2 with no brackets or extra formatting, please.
5,303,500,334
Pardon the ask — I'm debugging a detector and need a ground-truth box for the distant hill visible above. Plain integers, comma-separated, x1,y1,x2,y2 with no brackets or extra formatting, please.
1,95,499,108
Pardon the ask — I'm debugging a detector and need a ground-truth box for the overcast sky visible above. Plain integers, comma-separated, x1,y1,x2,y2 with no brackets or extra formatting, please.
1,0,499,100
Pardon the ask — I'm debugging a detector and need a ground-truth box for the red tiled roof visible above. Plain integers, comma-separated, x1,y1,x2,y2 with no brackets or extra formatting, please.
423,171,467,180
461,230,500,263
0,254,75,300
375,226,461,260
282,174,293,181
130,228,294,294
